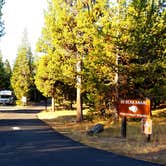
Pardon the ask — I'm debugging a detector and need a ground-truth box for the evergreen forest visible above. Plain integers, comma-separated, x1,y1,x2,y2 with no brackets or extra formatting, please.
0,0,165,121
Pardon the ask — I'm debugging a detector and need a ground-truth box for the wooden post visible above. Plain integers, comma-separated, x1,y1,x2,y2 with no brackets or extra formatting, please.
147,134,151,142
121,116,127,138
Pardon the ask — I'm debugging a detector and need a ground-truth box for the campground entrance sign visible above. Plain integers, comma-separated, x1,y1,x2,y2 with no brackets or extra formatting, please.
119,99,151,118
118,98,152,141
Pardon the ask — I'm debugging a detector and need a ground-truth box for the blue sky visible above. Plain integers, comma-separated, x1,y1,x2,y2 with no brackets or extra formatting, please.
0,0,47,66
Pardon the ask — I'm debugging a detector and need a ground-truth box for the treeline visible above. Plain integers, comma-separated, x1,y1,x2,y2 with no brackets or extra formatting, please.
0,52,11,90
0,1,165,121
0,0,11,90
35,0,166,115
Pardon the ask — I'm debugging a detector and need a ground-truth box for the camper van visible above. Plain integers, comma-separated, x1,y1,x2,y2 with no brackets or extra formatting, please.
0,90,15,105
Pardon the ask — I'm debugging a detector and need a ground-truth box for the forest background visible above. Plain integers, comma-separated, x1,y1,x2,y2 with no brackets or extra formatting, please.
0,0,165,122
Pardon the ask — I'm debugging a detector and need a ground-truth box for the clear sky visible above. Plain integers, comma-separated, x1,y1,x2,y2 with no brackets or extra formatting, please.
0,0,47,66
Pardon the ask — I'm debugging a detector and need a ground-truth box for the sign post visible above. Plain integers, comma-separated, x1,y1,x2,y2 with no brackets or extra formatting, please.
119,98,151,139
121,116,127,138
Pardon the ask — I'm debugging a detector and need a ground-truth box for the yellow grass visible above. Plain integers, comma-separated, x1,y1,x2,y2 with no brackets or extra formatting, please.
38,109,89,119
38,109,166,165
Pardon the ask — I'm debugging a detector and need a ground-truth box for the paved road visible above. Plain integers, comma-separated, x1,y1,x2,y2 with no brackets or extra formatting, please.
0,107,161,166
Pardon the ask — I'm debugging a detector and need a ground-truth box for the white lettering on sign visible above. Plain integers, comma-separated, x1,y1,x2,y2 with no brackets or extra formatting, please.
119,99,151,118
119,112,148,118
120,100,146,105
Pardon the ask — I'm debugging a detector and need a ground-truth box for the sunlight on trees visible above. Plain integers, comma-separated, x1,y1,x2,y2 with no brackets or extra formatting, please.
11,30,34,105
35,0,166,120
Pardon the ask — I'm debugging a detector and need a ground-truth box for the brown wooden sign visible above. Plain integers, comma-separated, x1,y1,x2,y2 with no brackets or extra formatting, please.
119,99,151,118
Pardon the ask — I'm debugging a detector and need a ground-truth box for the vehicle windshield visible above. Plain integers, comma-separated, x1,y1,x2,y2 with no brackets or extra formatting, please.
0,95,11,98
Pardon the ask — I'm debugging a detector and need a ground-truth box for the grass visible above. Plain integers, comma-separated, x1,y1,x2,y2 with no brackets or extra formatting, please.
38,108,166,165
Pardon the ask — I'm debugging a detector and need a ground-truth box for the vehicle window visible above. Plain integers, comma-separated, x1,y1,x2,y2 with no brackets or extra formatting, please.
0,95,11,98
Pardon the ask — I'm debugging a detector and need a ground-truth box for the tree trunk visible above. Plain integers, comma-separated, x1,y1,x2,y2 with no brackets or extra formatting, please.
76,86,83,122
76,58,83,122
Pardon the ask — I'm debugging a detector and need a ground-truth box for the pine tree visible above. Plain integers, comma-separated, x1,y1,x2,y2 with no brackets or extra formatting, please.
11,31,33,105
0,52,12,90
3,59,12,89
80,0,116,112
116,0,166,103
36,0,118,119
0,51,5,89
36,0,77,112
35,53,65,111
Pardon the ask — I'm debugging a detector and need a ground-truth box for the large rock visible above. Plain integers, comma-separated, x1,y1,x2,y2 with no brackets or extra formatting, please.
86,123,104,136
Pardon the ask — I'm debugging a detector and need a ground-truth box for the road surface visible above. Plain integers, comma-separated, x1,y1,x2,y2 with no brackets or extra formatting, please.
0,106,161,166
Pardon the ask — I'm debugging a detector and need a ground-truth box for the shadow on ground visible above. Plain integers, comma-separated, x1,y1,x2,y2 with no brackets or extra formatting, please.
0,109,162,166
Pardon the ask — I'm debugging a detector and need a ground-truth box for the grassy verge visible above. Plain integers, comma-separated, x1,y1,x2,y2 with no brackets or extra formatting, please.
38,108,166,165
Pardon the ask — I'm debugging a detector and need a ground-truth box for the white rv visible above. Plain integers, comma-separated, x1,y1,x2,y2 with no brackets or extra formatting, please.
0,90,15,105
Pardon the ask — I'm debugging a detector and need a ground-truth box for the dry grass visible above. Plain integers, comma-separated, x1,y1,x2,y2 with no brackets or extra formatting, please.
38,108,166,165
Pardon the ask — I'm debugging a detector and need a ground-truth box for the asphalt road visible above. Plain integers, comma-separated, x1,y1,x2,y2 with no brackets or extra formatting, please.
0,107,162,166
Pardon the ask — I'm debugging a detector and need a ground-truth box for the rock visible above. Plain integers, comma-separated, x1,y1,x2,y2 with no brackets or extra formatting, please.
86,123,104,136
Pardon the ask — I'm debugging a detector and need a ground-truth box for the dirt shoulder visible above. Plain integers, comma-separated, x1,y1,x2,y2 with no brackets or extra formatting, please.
38,109,166,165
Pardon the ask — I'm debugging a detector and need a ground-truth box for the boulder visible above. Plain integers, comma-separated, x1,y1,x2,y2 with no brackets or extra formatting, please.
86,123,104,136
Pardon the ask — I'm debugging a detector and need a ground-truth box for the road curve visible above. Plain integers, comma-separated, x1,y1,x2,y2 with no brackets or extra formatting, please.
0,107,161,166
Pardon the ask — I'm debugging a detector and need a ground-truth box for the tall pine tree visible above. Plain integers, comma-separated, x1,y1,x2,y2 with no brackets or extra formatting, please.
11,30,33,105
116,0,166,104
